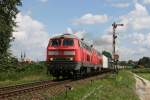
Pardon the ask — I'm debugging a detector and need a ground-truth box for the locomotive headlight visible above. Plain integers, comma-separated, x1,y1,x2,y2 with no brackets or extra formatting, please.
50,58,53,61
69,57,73,61
48,51,59,55
64,51,75,55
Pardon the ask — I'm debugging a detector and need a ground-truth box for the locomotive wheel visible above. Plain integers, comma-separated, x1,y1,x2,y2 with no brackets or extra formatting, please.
73,70,81,80
80,67,87,78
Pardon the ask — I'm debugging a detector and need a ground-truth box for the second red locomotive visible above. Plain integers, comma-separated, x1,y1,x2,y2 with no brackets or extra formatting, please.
46,34,109,79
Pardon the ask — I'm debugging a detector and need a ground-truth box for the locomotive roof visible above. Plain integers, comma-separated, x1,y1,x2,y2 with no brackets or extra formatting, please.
50,33,102,55
51,34,78,39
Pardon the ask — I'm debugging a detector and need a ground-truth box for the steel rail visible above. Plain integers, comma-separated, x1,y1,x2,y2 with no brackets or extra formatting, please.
0,80,71,99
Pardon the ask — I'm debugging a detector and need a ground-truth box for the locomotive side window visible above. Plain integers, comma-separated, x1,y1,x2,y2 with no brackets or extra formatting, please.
79,41,92,52
63,39,74,46
50,39,61,46
87,55,90,62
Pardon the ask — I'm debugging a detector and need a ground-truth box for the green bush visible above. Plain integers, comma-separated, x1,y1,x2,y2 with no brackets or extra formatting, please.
0,62,47,81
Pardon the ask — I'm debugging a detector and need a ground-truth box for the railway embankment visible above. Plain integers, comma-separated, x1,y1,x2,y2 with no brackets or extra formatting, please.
11,70,139,100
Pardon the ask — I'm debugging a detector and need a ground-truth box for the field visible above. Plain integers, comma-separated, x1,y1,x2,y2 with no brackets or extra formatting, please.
137,73,150,80
22,70,139,100
132,68,150,81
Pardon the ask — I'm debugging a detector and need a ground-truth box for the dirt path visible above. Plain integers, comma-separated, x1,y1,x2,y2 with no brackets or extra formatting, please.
134,74,150,100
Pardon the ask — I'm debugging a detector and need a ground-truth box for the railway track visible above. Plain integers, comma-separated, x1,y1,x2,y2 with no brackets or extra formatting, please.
0,80,52,92
0,79,71,99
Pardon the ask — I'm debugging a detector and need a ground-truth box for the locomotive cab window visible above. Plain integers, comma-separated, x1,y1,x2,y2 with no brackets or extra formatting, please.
63,39,74,46
50,39,61,46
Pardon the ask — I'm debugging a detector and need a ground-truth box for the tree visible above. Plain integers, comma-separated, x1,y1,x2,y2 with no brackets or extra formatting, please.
138,57,150,68
119,61,127,66
0,0,22,71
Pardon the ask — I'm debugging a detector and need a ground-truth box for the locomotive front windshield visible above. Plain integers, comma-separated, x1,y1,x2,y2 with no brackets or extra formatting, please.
63,39,74,46
50,39,74,46
50,39,61,46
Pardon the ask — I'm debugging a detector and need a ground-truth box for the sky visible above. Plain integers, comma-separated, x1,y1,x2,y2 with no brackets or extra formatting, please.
11,0,150,61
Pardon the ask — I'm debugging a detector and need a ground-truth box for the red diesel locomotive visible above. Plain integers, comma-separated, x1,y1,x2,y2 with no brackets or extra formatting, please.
46,34,104,79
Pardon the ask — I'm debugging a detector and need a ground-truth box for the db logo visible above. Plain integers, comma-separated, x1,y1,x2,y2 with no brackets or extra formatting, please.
59,51,63,55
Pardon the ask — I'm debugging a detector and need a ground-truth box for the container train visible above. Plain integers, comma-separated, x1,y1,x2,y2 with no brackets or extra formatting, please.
46,34,112,79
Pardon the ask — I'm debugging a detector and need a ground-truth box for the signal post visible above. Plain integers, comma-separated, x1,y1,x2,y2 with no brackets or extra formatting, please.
112,22,123,73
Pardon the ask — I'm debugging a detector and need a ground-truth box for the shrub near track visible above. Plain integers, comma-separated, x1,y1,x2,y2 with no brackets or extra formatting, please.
0,62,52,87
42,70,139,100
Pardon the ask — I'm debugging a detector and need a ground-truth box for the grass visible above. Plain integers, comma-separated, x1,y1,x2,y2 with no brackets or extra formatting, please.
0,62,52,87
136,73,150,80
132,68,150,73
40,70,139,100
0,74,52,87
132,68,150,81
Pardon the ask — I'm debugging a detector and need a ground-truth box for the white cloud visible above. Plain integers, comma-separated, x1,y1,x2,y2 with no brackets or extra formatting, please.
120,3,150,30
26,10,32,15
92,33,112,53
74,30,86,39
118,47,135,60
111,3,130,8
64,27,86,39
143,0,150,4
127,32,150,47
129,3,148,16
66,27,73,34
40,0,48,3
94,34,112,46
118,32,150,60
127,33,145,45
72,13,108,25
12,13,49,61
119,46,150,61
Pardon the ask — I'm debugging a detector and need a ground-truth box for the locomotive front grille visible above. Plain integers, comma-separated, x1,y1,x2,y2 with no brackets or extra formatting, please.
52,57,73,61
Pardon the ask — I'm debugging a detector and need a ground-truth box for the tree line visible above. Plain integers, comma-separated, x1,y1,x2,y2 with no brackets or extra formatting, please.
119,57,150,68
0,0,22,72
